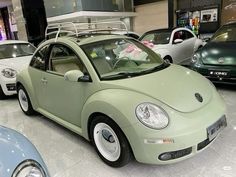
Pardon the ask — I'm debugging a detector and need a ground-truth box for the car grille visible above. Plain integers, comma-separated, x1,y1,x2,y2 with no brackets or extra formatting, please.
197,138,214,151
6,84,16,91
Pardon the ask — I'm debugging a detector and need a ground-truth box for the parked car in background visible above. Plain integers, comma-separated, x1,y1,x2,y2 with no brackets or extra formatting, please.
17,23,226,167
0,40,35,99
0,125,50,177
140,27,203,64
115,31,140,39
191,22,236,84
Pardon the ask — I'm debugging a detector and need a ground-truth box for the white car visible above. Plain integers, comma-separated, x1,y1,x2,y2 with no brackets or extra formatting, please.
0,40,35,99
140,27,203,64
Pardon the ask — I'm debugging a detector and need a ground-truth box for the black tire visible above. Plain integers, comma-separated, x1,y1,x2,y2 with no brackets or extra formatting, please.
0,85,6,100
90,116,132,167
163,56,173,63
17,85,35,115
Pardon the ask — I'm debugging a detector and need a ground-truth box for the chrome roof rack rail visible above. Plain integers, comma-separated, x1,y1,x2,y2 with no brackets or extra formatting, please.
45,21,128,41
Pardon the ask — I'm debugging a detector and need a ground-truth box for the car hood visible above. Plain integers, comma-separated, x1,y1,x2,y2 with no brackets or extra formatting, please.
101,65,213,113
0,55,32,71
0,126,47,177
200,42,236,65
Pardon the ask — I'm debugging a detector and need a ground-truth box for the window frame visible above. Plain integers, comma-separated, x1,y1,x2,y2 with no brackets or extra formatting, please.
46,42,91,80
30,44,50,71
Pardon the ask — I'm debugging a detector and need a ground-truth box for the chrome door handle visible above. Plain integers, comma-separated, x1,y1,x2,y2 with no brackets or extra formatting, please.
41,78,48,84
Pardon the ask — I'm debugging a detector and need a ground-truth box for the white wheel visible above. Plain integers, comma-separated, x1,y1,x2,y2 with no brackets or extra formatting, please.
93,123,121,162
17,85,35,115
18,89,29,112
90,116,132,167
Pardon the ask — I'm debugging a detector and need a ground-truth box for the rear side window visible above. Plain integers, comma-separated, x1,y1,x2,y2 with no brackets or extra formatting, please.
30,45,49,70
183,30,194,39
173,30,194,41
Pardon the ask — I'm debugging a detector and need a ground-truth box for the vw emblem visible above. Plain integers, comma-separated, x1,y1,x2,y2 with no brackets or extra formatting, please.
195,93,203,103
218,57,225,64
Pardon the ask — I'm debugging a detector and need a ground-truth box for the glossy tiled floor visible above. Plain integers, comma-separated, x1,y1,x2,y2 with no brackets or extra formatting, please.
0,85,236,177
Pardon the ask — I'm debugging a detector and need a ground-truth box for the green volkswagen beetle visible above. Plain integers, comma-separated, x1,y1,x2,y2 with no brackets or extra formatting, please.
191,22,236,84
16,33,227,167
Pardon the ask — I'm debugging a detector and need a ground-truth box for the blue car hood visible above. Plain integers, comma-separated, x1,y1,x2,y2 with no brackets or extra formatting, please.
0,126,49,177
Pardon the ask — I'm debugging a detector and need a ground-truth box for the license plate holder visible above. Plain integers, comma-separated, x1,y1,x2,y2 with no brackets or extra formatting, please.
207,115,227,141
209,70,229,77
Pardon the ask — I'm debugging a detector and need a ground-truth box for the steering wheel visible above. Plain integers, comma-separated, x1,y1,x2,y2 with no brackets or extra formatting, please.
113,57,138,69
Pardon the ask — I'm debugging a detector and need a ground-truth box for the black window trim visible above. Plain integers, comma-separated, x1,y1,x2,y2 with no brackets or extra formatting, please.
29,44,51,71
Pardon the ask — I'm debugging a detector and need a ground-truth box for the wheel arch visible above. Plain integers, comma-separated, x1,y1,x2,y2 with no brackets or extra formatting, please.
163,55,173,63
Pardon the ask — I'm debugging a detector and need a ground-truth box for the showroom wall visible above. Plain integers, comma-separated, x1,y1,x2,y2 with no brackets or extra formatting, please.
133,0,168,35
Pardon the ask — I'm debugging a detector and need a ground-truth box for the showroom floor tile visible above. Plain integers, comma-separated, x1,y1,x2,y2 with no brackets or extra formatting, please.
0,85,236,177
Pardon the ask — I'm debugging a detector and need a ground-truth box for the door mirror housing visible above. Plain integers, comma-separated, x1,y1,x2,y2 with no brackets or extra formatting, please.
173,39,183,44
64,70,84,82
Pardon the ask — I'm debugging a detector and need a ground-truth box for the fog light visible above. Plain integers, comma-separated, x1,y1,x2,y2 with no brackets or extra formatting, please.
159,153,172,161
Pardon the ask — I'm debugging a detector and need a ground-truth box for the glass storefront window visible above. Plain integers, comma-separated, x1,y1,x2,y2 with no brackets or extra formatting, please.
44,0,133,17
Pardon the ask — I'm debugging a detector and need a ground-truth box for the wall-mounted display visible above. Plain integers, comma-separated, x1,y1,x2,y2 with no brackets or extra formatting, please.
221,0,236,24
200,8,218,23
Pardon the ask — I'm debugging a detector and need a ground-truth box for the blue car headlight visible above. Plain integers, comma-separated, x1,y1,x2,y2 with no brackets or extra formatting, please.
1,68,17,78
135,103,169,129
12,160,46,177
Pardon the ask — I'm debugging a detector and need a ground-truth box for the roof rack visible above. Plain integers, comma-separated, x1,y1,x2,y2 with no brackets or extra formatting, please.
45,21,129,41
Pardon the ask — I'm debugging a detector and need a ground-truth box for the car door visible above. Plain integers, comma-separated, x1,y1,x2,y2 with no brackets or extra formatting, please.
28,44,50,108
39,43,91,127
181,29,196,62
170,29,186,63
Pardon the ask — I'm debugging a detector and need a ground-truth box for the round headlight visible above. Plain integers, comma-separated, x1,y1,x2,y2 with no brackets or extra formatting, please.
191,54,200,63
1,68,17,78
12,160,46,177
135,103,169,129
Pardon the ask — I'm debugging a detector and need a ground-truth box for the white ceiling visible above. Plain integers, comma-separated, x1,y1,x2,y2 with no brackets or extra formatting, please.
0,0,12,8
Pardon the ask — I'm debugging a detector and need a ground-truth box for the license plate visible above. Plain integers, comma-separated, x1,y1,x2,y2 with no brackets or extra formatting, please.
209,70,228,77
207,115,227,141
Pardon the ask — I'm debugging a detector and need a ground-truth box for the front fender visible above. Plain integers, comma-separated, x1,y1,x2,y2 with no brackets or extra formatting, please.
16,69,38,110
81,89,156,140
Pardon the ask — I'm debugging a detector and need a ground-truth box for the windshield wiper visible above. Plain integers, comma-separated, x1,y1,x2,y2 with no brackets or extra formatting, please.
137,63,169,74
101,72,139,80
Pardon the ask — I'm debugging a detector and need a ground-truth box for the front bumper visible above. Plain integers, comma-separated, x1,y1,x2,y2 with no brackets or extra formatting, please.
123,90,226,165
0,77,17,95
191,64,236,84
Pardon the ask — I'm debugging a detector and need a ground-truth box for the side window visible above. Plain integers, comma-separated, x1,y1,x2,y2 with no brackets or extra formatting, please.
183,30,194,40
49,44,86,75
30,45,49,70
173,31,184,41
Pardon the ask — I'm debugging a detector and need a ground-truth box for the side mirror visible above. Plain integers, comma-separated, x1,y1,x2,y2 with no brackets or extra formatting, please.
64,70,85,82
173,39,183,44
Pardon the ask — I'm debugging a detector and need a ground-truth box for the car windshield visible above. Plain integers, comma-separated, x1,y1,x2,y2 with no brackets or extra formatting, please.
211,24,236,42
0,43,35,59
140,31,171,44
81,38,166,80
